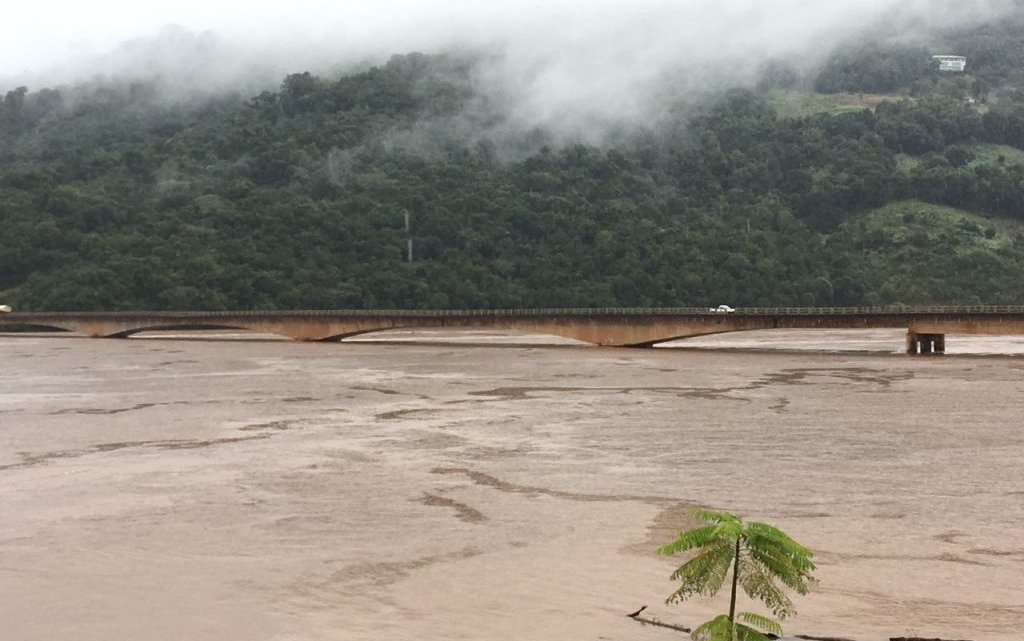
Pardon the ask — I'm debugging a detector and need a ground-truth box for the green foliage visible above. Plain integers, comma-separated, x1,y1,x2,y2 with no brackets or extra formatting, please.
946,13,1024,88
965,143,1024,167
810,11,1024,98
814,42,933,94
691,613,781,641
827,200,1024,306
5,21,1024,311
658,509,815,641
765,89,899,119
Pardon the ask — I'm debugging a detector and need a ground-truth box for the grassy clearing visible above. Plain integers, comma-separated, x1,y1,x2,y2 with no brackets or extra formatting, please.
894,153,921,172
767,89,909,118
894,144,1024,171
838,200,1022,251
966,143,1024,166
828,200,1024,305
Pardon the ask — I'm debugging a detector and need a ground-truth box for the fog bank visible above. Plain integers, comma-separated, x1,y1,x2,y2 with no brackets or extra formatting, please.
1,0,1015,132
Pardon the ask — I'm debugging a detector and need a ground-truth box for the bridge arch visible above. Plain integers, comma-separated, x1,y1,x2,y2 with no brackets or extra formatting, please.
324,324,595,345
105,323,256,338
0,322,73,334
642,327,761,347
7,307,1024,353
470,315,777,347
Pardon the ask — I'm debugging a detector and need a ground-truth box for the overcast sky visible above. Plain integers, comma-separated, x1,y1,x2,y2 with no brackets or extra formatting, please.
0,1,1014,133
4,0,1012,76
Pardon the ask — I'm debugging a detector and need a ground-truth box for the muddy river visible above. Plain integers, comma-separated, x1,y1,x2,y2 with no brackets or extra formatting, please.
0,329,1021,641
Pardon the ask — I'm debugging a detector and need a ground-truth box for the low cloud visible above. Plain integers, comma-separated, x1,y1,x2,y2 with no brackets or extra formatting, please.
1,0,1015,135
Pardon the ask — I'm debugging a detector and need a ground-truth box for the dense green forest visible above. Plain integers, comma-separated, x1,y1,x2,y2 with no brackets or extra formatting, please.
6,15,1024,310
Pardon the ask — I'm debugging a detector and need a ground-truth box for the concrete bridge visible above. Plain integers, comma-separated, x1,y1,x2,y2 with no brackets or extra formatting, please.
5,306,1024,353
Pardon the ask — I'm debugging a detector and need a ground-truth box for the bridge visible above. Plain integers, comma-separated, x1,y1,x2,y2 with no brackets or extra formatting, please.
5,306,1024,353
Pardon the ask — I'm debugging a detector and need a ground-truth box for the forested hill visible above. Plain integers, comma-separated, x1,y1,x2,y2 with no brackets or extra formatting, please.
7,20,1024,310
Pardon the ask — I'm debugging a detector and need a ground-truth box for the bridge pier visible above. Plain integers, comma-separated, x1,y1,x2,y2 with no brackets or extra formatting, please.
906,332,945,355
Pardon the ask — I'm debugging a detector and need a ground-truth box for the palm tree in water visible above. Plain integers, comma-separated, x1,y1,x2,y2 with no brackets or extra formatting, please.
658,509,816,641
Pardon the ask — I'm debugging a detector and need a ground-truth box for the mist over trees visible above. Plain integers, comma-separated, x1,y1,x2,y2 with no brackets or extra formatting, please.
5,7,1024,311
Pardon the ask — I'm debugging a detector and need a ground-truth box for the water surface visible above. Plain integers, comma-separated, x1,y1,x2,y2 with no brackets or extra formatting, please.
1,330,1021,640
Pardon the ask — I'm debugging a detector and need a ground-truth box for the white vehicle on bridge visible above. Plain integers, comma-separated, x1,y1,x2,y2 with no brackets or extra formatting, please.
709,305,735,313
0,305,12,313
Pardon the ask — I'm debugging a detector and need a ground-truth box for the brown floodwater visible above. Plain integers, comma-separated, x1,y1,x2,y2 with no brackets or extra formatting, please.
0,329,1022,641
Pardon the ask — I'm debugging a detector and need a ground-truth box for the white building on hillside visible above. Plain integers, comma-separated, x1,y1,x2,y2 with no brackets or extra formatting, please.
932,55,967,72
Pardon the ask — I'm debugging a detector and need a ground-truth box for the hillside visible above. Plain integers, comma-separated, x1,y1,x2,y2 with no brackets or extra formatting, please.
6,15,1024,311
826,200,1024,305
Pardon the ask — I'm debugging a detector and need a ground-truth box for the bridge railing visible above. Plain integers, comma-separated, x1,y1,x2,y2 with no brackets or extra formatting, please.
7,305,1024,318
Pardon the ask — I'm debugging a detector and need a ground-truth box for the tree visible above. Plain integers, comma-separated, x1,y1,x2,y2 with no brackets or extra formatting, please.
657,509,816,641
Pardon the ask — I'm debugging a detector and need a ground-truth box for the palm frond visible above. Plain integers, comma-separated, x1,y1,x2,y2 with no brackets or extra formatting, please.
746,522,815,567
690,614,734,641
691,615,775,641
737,611,783,636
658,524,722,556
666,539,734,602
745,539,815,594
690,509,739,525
687,508,744,543
746,521,800,543
714,520,743,541
738,557,795,618
734,623,774,641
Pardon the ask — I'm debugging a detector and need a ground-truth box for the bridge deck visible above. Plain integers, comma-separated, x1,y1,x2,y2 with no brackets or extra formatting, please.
4,307,1024,351
6,305,1024,318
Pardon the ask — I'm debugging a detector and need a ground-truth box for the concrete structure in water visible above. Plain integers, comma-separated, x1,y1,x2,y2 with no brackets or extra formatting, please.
6,306,1024,354
906,332,946,355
